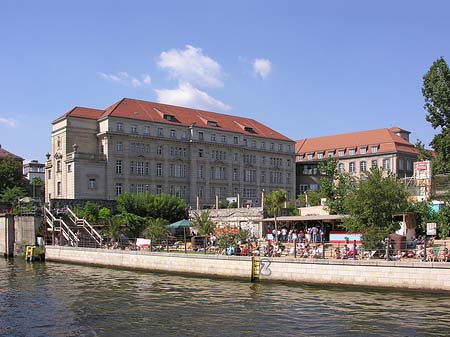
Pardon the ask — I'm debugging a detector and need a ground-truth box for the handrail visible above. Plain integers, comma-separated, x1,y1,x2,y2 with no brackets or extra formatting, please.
44,207,79,246
67,207,103,246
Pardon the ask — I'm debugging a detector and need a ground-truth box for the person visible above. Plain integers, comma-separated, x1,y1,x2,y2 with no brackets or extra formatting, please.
334,247,341,259
393,250,403,261
439,248,449,262
311,226,318,243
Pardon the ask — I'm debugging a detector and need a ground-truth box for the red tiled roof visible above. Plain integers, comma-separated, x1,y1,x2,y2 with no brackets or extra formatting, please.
0,146,23,161
296,128,419,158
58,98,292,141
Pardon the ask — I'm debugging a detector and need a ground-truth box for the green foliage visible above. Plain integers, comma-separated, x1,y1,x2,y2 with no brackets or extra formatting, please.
219,199,230,209
118,212,147,238
0,186,26,204
0,158,25,195
436,203,450,239
216,227,252,249
143,218,169,241
116,193,187,224
75,201,99,223
343,168,409,247
102,215,123,243
406,201,437,234
318,157,355,214
297,190,321,207
265,189,287,218
191,210,215,235
422,57,450,173
98,207,111,221
414,140,434,161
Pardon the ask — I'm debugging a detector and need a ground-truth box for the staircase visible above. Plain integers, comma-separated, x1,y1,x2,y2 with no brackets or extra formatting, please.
44,207,103,248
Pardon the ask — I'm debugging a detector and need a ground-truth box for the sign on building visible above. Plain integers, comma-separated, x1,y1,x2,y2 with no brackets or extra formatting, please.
426,222,437,236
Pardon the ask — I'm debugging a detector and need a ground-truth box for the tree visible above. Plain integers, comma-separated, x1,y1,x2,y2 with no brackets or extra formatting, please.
422,57,450,173
265,189,287,241
0,158,24,194
143,218,169,242
191,210,215,235
116,193,187,224
102,215,123,244
343,168,409,247
0,186,26,204
414,140,434,161
318,157,355,214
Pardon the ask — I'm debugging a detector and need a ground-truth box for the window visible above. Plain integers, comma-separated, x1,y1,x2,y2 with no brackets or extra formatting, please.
143,126,150,135
349,162,355,173
310,184,319,191
116,183,123,196
328,151,334,158
145,162,150,176
170,129,176,138
136,161,144,176
360,147,367,155
67,164,72,173
88,178,96,189
211,134,216,142
371,146,378,154
233,136,238,144
47,169,51,179
116,141,123,152
131,125,138,134
270,143,274,150
278,144,283,151
157,128,164,137
260,171,265,183
286,173,291,184
287,159,291,167
57,137,61,148
116,123,123,132
406,159,412,170
338,150,345,157
261,142,265,150
349,149,356,155
299,184,308,193
243,139,248,147
383,158,390,170
157,146,162,155
233,153,238,161
198,186,204,198
199,131,204,140
318,152,324,159
338,163,345,173
287,145,292,153
398,158,404,170
57,182,62,195
181,131,188,139
198,165,204,179
198,149,204,158
372,160,378,169
156,163,162,177
156,185,162,195
307,153,313,160
360,161,367,172
233,168,239,181
116,160,122,174
56,160,61,173
252,140,257,148
221,135,227,143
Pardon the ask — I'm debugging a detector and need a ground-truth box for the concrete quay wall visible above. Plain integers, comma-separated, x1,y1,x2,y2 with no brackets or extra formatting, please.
45,246,251,280
45,247,450,292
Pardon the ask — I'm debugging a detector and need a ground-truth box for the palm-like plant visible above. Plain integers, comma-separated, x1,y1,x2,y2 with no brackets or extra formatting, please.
265,189,287,242
191,210,215,235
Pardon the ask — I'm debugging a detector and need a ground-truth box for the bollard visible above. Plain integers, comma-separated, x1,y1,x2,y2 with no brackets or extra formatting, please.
294,238,297,258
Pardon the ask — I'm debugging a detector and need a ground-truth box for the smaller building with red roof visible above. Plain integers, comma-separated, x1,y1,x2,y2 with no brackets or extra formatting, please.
295,127,419,197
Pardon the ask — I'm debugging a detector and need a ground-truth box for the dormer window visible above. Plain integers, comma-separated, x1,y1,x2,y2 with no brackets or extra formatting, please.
317,152,324,159
328,151,334,158
371,146,378,154
163,114,176,121
360,147,367,155
244,126,256,133
338,150,345,157
307,153,313,160
349,149,356,155
207,120,218,127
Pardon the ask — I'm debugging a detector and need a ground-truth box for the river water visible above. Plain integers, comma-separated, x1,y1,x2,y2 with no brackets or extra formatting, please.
1,258,449,337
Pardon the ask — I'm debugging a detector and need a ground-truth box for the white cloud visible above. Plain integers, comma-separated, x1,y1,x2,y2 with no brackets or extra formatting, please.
0,117,17,128
253,58,272,79
98,72,151,87
155,82,231,112
158,45,223,88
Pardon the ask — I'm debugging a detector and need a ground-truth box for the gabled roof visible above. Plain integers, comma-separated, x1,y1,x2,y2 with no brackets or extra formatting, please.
0,145,23,161
296,127,419,159
100,98,292,141
56,98,292,141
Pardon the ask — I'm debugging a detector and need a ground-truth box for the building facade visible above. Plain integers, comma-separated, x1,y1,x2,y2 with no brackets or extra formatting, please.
45,98,296,207
23,160,45,181
295,127,419,196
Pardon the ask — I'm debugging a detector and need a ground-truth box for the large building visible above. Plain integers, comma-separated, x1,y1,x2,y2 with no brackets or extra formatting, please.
295,127,419,196
23,160,45,181
45,98,296,207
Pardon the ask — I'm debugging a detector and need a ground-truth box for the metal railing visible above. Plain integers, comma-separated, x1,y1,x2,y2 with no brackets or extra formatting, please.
44,207,79,247
66,207,103,247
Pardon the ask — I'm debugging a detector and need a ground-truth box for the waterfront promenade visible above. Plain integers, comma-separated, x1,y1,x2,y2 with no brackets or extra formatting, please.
45,246,450,292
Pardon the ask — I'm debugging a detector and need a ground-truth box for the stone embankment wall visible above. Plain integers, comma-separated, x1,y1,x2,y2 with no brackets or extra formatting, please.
45,247,450,292
0,214,14,257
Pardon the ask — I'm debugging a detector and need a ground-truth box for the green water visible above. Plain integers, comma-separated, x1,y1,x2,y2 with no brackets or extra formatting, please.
1,258,449,336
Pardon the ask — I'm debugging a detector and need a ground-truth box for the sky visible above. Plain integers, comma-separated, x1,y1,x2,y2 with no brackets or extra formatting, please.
1,0,449,162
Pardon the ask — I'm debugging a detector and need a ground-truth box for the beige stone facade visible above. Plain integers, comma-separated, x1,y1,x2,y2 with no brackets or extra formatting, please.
45,99,296,207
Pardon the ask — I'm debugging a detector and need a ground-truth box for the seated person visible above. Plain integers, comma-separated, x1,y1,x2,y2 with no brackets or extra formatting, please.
393,250,403,261
334,247,341,259
426,248,436,262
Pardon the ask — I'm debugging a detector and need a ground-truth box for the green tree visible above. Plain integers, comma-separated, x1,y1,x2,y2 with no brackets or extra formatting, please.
422,57,450,173
143,218,169,241
0,186,26,204
343,168,409,247
102,215,123,243
436,203,450,239
0,158,24,194
414,140,434,161
116,193,187,224
406,200,437,234
265,189,287,241
191,210,215,235
296,190,321,207
318,157,355,214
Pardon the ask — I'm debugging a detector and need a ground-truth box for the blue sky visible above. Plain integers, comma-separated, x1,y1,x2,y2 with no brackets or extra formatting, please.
1,1,449,162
